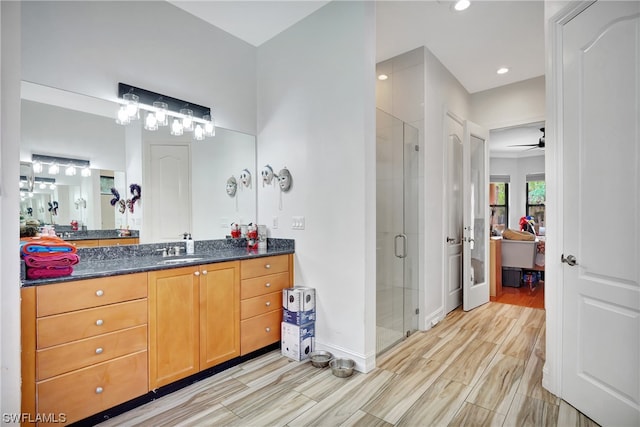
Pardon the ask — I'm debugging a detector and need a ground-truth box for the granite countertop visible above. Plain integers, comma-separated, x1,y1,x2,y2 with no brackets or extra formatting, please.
21,238,294,287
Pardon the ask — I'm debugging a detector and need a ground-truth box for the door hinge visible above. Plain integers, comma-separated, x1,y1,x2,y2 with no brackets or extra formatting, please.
415,145,420,151
415,308,420,315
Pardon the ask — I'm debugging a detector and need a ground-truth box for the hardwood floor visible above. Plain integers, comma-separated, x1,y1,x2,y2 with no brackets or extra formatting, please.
100,303,597,426
493,281,545,309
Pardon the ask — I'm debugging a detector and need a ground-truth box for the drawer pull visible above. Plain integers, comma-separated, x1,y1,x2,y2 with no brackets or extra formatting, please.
265,264,271,269
265,327,271,333
95,289,104,297
95,386,104,394
265,282,271,288
194,271,200,277
95,319,104,326
95,347,103,355
202,270,208,275
265,301,271,307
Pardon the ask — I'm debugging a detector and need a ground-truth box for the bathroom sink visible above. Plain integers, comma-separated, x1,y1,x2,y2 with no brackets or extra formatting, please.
156,257,204,265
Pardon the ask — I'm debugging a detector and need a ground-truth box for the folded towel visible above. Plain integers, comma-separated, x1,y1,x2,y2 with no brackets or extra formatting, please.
20,236,77,257
23,253,80,268
26,266,74,280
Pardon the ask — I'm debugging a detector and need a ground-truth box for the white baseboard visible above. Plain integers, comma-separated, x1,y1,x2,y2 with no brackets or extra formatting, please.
314,340,376,373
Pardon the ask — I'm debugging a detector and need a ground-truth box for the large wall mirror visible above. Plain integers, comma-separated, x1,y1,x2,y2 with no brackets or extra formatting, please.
20,81,257,244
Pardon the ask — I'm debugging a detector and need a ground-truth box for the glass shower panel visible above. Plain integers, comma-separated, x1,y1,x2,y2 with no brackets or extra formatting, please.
376,109,420,354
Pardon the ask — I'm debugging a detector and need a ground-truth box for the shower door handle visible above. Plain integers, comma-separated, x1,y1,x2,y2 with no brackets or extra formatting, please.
395,234,407,258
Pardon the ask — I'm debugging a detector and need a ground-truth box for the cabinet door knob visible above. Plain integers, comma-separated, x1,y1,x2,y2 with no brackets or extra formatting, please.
95,319,103,326
202,270,208,275
265,282,271,288
265,264,271,269
95,289,104,297
95,386,104,394
265,301,271,307
194,271,200,276
95,347,103,355
265,327,271,333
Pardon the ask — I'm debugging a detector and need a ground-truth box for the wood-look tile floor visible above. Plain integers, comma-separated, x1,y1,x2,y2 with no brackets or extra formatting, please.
100,303,599,427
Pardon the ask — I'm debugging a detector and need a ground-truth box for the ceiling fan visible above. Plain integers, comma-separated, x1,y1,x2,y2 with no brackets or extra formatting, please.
510,127,545,149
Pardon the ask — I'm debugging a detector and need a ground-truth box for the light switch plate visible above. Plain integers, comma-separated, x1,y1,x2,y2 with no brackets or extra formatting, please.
272,216,279,229
292,216,305,230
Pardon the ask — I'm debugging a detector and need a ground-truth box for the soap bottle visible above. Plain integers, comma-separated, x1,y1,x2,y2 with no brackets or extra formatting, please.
185,233,195,255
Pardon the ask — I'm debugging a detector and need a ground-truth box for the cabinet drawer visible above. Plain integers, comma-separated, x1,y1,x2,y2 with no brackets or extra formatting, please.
37,350,147,426
37,273,147,317
241,292,282,320
37,325,147,381
37,299,147,349
241,255,289,279
241,272,290,299
241,310,282,355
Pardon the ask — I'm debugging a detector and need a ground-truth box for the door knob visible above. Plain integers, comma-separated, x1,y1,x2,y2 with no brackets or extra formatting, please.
561,254,578,266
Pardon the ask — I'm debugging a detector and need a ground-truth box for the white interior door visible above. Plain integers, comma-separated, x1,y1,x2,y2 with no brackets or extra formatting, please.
561,2,640,425
445,112,464,313
145,143,192,242
462,120,489,311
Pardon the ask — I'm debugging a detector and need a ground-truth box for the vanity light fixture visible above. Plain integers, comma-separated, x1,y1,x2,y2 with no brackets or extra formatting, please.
20,176,56,191
32,154,91,178
117,83,215,140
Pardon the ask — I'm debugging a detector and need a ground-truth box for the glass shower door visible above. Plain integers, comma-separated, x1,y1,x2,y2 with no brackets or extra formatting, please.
376,109,420,354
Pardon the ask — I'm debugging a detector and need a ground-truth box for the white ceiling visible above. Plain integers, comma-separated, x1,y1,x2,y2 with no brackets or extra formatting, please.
169,0,546,155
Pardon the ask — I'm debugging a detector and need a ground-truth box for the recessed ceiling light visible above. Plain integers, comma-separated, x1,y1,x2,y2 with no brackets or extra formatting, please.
378,74,389,81
453,0,471,12
497,67,510,75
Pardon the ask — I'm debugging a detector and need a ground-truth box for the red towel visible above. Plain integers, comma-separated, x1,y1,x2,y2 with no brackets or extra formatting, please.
23,253,80,268
20,236,77,257
26,266,74,280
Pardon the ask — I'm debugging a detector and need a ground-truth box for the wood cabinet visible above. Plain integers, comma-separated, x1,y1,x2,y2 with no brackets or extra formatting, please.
240,254,293,355
21,273,148,425
148,261,240,389
67,237,140,248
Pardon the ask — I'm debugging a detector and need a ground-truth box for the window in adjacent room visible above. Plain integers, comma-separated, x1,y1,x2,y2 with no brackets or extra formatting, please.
526,173,545,233
490,175,509,234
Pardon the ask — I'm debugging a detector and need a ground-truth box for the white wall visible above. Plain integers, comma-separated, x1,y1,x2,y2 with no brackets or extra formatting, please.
256,1,377,371
21,1,257,135
423,49,470,326
490,155,545,229
0,0,22,416
470,76,545,130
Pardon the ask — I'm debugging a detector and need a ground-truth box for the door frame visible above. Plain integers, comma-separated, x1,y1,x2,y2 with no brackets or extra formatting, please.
544,0,595,398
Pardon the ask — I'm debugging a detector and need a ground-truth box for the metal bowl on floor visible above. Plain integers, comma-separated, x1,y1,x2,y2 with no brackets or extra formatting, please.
329,357,355,378
308,350,333,368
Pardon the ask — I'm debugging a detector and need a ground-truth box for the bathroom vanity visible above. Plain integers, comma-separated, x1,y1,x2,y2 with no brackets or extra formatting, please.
20,239,294,425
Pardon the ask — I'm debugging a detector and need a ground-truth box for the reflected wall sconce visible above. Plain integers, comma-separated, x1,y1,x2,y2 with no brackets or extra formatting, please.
31,154,91,177
117,83,215,141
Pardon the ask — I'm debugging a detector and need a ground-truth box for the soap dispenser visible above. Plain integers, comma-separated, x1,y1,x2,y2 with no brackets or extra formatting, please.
185,233,195,255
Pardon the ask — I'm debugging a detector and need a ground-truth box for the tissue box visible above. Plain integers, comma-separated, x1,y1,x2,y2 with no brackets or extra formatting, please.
283,307,316,325
283,287,316,312
281,322,315,361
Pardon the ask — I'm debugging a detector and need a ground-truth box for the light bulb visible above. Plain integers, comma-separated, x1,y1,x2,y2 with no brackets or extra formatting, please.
454,0,470,11
39,182,46,190
144,112,158,131
33,161,43,173
49,183,56,190
203,114,215,137
81,167,92,177
28,192,34,198
116,106,130,125
65,165,77,176
170,118,184,136
193,124,205,141
180,108,194,132
48,164,59,175
153,101,168,126
123,93,139,119
19,181,24,188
